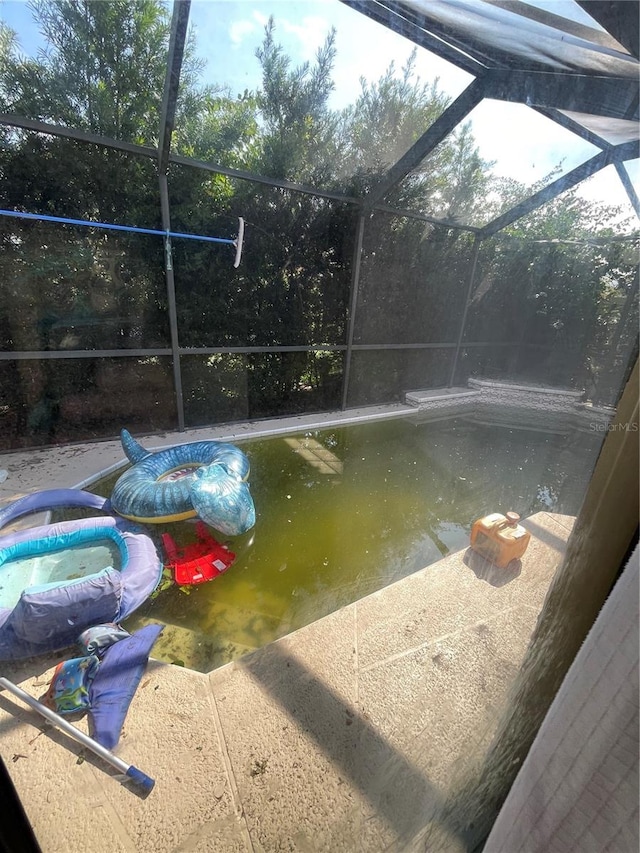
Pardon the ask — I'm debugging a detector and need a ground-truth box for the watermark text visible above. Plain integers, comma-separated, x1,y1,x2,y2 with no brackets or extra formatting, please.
589,422,638,432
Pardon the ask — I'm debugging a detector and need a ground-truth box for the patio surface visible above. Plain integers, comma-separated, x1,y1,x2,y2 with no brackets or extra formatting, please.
0,421,574,852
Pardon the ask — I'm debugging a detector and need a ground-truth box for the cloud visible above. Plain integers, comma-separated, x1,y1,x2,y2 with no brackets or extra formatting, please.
280,15,331,55
253,11,269,28
229,11,269,47
229,19,256,46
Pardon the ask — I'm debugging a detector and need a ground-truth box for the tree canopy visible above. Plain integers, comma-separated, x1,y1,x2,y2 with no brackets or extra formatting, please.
0,0,637,448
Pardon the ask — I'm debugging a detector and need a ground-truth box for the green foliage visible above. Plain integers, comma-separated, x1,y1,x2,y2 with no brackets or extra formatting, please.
175,89,260,167
255,16,338,183
0,1,636,448
7,0,168,140
343,50,446,173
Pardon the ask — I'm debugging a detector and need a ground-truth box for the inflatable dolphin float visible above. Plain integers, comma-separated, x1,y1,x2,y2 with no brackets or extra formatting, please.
110,429,256,536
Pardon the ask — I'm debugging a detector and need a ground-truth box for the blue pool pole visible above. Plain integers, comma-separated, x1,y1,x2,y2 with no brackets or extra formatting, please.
0,677,155,795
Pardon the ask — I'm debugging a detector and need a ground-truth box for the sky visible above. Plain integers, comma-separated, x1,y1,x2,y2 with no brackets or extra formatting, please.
189,0,472,104
1,0,637,215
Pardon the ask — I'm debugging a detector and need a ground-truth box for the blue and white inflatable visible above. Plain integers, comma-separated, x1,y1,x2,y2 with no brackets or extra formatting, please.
110,429,255,536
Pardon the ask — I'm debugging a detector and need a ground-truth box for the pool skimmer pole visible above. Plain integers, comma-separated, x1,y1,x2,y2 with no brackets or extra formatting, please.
0,209,245,268
0,676,155,795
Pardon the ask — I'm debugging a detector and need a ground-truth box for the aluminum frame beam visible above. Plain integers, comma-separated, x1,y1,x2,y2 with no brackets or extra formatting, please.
483,0,629,52
371,202,480,232
0,349,172,360
1,342,521,361
0,114,157,159
480,140,640,236
484,69,639,122
180,345,347,354
616,162,640,218
532,106,614,152
381,0,638,77
340,0,486,76
365,79,486,208
169,153,361,204
448,237,481,387
158,0,191,176
341,214,366,410
159,172,185,431
576,1,640,60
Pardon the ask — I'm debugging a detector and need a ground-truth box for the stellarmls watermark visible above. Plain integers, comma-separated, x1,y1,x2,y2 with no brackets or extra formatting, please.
589,422,638,432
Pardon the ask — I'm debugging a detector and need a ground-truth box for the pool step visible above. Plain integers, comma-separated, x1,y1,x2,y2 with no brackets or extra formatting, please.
405,387,479,409
129,615,257,672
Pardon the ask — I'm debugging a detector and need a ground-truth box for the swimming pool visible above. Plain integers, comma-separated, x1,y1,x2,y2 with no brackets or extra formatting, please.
91,411,602,672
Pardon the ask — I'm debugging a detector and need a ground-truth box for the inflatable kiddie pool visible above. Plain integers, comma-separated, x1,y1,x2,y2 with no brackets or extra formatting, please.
0,490,162,660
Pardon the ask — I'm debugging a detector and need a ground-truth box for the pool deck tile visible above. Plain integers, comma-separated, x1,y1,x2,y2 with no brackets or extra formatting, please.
0,655,250,853
0,433,575,853
355,511,565,671
208,607,362,852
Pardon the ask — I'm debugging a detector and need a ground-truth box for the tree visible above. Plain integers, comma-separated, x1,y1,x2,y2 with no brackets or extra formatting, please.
462,171,639,403
336,50,492,220
0,1,186,444
175,89,260,167
0,2,636,447
4,1,163,139
339,52,448,185
253,16,339,184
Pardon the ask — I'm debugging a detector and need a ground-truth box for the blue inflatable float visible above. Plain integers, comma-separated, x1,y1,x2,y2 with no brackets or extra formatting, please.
110,429,256,536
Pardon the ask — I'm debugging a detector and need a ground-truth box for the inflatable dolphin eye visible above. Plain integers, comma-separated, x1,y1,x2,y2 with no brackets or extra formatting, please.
110,429,256,535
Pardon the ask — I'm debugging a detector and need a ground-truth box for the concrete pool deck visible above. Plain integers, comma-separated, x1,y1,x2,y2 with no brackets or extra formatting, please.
0,417,575,852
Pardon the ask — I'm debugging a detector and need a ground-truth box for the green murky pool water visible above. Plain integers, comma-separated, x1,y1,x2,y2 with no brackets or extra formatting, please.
87,413,601,672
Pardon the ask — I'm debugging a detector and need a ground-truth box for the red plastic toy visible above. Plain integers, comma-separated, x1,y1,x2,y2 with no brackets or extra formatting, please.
161,521,236,586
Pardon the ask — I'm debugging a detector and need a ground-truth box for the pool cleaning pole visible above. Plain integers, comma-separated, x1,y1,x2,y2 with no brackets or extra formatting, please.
0,677,155,795
0,209,245,266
